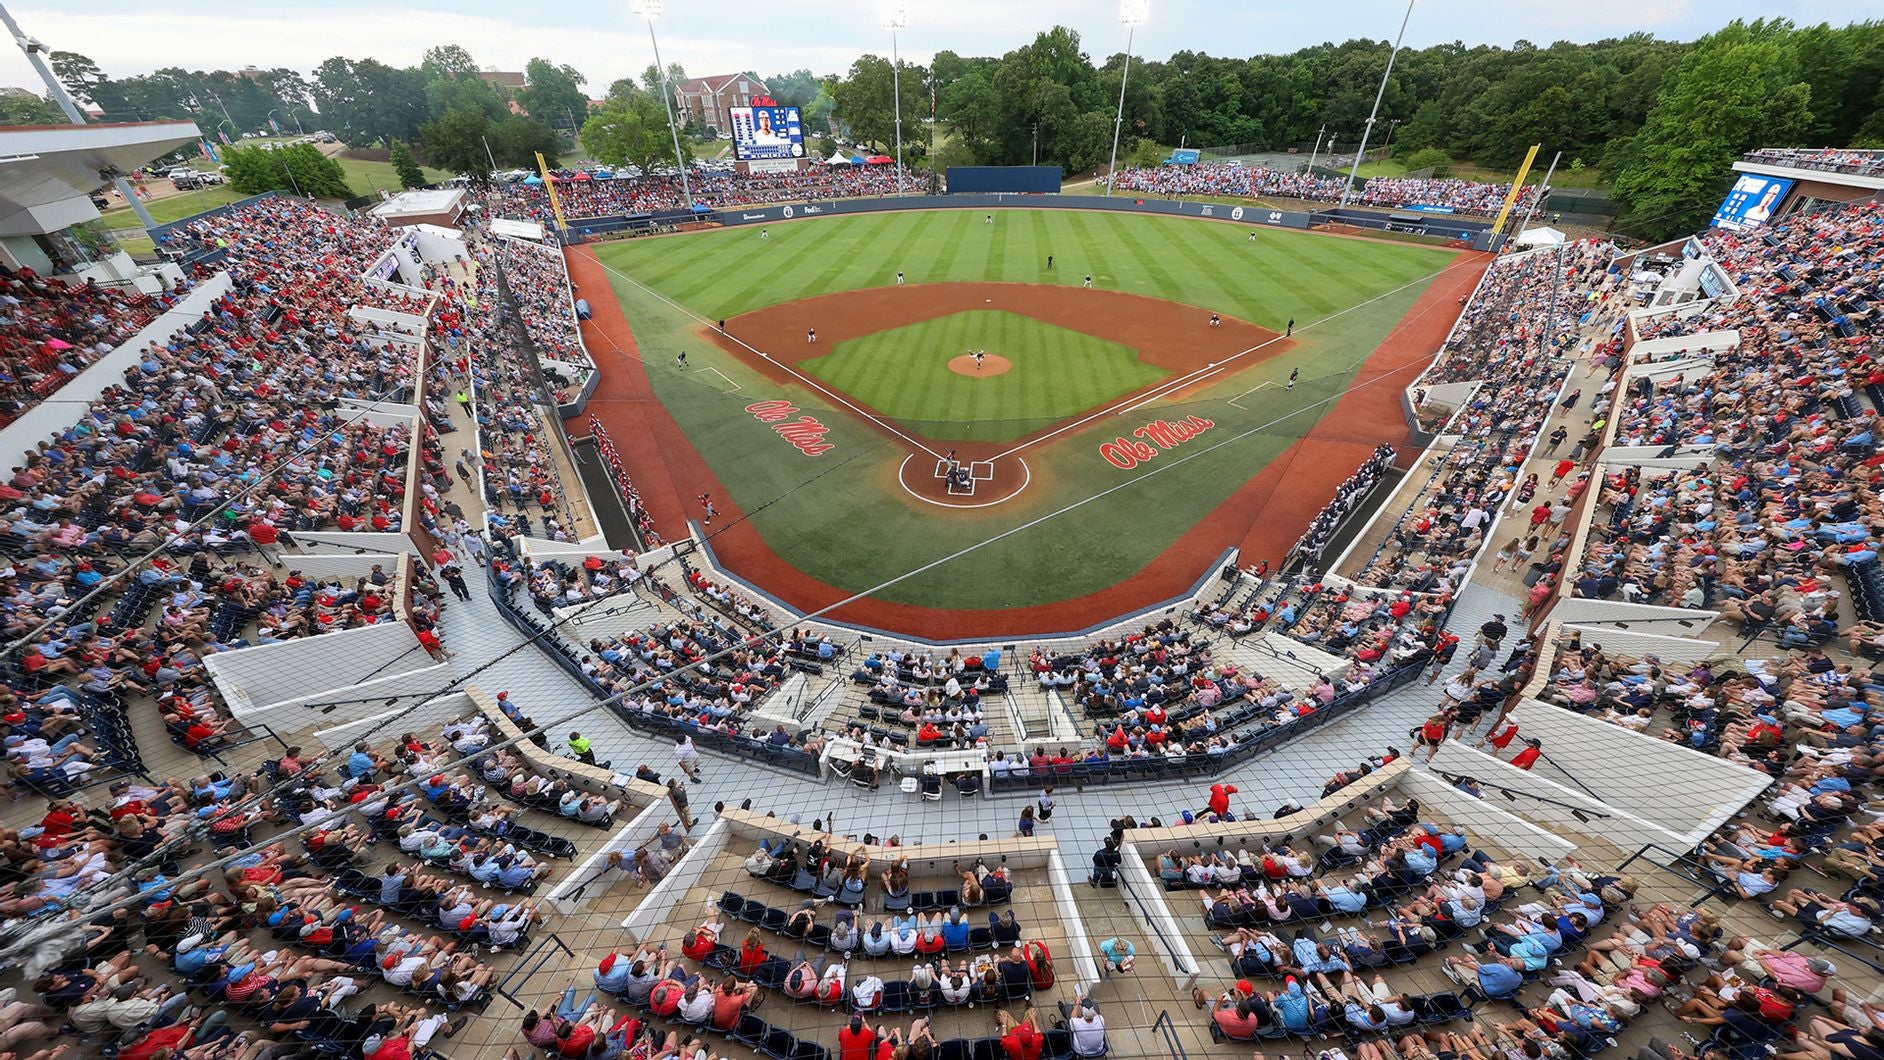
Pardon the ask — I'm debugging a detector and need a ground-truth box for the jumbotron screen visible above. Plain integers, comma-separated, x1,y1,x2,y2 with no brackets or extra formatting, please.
730,105,804,161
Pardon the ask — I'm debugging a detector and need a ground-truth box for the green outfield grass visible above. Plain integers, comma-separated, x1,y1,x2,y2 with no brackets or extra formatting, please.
591,208,1458,609
802,311,1164,442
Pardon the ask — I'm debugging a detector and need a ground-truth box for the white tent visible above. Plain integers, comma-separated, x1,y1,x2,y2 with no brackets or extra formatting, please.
1514,225,1567,248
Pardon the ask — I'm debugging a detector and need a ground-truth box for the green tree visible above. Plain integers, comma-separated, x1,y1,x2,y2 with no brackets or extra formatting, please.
222,142,351,197
0,92,64,126
420,44,480,81
390,140,427,189
488,115,562,168
833,55,899,148
313,57,427,146
1612,20,1814,240
581,94,677,175
1127,138,1163,167
425,74,509,122
1401,146,1451,174
517,58,587,130
420,108,494,182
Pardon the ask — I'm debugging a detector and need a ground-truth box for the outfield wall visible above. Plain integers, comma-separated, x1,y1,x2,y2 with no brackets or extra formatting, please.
560,193,1504,252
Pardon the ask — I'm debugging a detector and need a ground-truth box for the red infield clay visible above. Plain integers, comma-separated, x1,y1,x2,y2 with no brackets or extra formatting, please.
947,354,1011,377
565,245,1489,639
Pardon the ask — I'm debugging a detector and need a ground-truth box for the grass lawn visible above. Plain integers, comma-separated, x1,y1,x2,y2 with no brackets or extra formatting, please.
803,310,1164,442
592,208,1457,608
98,186,245,229
336,156,452,197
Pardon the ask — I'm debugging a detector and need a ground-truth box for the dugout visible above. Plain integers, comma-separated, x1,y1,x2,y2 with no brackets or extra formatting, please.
946,166,1063,194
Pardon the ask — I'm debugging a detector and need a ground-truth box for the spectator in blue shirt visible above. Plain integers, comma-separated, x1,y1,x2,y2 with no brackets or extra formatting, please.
1445,953,1523,998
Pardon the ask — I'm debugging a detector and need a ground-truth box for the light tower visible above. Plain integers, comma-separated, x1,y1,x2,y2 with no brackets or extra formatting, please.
885,2,907,194
1104,0,1149,195
631,0,694,209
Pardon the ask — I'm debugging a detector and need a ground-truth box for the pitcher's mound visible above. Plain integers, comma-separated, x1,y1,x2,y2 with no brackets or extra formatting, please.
947,354,1012,377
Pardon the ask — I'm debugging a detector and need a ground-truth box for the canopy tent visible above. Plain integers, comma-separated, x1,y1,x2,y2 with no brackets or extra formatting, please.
822,153,856,165
1514,225,1567,248
866,155,895,165
522,175,543,185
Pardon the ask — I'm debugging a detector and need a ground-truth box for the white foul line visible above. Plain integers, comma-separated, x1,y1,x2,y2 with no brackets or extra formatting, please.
1226,380,1281,410
696,365,742,394
1116,366,1225,417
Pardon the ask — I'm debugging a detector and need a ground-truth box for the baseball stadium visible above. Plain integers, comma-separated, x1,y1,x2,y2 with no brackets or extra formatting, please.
0,3,1879,1060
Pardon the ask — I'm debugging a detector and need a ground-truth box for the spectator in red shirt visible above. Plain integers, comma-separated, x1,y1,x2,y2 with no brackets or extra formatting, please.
839,1017,877,1060
1510,738,1543,770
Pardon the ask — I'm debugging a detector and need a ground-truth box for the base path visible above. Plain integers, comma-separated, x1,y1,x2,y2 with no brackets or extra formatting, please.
567,245,1489,639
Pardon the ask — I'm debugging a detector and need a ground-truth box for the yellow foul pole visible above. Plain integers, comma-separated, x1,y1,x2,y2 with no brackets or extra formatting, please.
1489,143,1541,240
536,151,568,234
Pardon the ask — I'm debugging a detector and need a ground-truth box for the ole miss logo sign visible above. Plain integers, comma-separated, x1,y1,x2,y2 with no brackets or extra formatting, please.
1099,415,1216,470
746,400,833,456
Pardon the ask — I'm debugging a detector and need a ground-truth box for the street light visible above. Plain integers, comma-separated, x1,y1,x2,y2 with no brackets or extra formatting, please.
1105,0,1149,196
1339,0,1415,209
630,0,693,209
268,107,305,137
885,2,906,195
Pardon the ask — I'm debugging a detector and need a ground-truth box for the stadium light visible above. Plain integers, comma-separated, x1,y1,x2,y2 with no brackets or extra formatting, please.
885,2,907,195
631,0,694,209
1339,0,1416,208
1104,0,1149,197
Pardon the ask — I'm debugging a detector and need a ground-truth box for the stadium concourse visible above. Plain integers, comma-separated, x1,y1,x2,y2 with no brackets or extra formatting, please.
2,182,1882,1060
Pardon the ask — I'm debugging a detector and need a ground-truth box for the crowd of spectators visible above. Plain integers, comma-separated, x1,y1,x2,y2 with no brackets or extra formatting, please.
0,268,179,426
1743,148,1884,177
1346,241,1616,597
491,166,907,225
1560,200,1884,618
490,236,588,369
457,231,584,543
1106,163,1545,216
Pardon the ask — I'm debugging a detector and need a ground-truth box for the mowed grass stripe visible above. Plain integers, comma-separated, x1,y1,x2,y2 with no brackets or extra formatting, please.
593,208,1455,325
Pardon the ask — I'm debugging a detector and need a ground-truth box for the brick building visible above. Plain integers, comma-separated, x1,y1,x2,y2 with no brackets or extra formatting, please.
673,74,768,133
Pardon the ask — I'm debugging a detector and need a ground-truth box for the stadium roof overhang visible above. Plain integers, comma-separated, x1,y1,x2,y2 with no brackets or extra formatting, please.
1731,158,1884,193
0,120,201,238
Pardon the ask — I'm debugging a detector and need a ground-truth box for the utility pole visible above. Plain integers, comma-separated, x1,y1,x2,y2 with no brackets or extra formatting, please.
481,135,499,176
0,2,160,234
1340,0,1416,208
1305,124,1327,172
1032,123,1039,166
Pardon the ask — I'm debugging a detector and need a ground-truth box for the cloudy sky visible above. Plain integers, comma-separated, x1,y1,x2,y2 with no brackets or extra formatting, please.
0,0,1872,93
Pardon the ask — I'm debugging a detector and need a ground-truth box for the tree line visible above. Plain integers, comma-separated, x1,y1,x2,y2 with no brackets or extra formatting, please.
10,17,1881,239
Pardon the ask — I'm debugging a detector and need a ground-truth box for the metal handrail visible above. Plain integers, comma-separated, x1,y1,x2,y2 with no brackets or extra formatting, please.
1150,1010,1190,1060
495,932,576,1008
1117,871,1199,980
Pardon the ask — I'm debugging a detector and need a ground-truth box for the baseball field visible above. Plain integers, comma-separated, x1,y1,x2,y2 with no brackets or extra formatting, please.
568,208,1483,634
